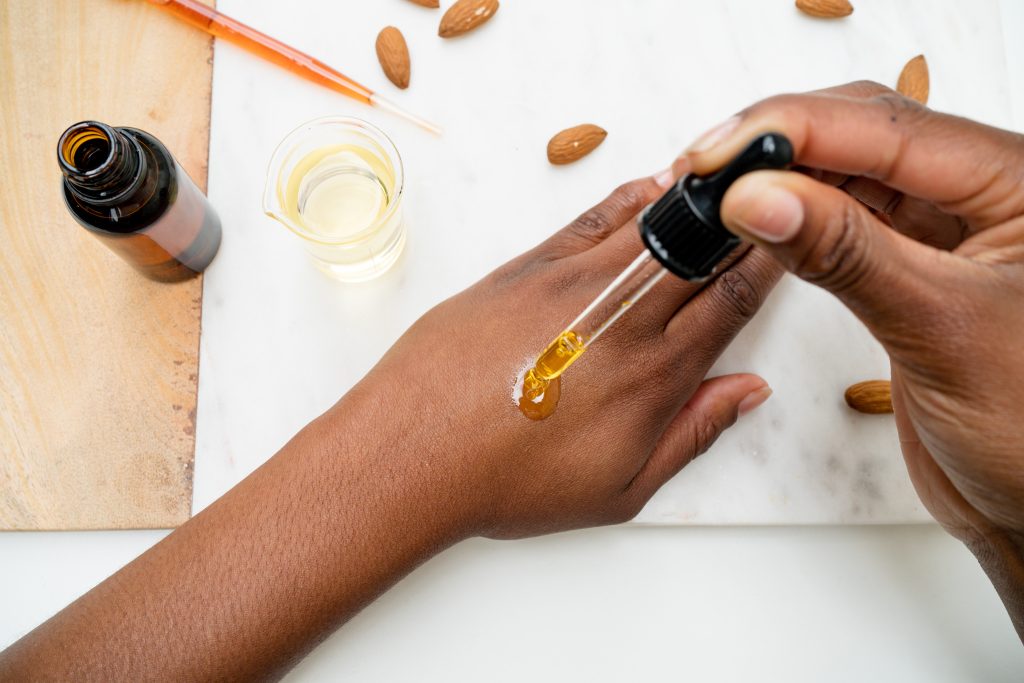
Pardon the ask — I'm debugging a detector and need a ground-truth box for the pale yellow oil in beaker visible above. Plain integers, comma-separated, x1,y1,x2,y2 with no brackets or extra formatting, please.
282,144,396,241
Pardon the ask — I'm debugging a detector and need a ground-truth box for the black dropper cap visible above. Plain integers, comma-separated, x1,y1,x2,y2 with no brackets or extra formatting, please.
639,132,793,281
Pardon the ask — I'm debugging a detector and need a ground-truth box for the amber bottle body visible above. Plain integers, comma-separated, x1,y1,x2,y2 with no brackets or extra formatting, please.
58,121,221,282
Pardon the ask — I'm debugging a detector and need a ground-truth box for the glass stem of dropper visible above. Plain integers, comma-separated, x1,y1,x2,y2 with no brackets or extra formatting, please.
532,250,667,381
570,250,666,343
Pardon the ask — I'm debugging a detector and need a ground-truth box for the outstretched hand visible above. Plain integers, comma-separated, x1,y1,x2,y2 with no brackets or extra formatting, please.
374,169,780,539
0,164,783,681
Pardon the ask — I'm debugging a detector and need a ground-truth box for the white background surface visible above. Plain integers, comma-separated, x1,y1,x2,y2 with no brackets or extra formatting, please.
3,1,1024,680
195,0,1013,525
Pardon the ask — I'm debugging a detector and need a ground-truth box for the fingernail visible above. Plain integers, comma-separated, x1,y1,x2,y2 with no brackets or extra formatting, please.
728,180,804,243
686,115,741,154
654,167,675,190
738,386,772,416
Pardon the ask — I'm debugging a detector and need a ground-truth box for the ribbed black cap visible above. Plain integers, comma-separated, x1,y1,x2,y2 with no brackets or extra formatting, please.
640,133,793,281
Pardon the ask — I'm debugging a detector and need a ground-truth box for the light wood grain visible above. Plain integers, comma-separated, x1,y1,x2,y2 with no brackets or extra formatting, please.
0,0,215,529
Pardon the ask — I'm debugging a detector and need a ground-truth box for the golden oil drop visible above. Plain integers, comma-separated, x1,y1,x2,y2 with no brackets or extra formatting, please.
515,330,587,421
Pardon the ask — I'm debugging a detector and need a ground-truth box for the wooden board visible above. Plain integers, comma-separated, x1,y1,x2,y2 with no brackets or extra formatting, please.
0,0,215,529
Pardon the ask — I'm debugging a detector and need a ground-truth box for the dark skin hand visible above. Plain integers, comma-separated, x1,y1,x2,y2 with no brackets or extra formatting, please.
0,166,781,680
7,80,1022,679
687,81,1024,640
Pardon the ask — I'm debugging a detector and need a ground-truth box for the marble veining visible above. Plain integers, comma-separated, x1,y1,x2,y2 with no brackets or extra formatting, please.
196,0,1012,524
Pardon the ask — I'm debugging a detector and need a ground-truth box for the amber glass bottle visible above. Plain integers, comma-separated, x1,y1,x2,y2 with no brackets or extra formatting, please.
57,120,221,282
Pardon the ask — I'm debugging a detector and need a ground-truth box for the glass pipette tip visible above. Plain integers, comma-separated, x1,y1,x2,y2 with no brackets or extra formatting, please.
147,0,442,136
371,95,443,137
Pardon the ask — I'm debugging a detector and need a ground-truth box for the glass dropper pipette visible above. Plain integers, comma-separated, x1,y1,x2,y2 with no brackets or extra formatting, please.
522,133,794,399
146,0,442,135
524,250,666,394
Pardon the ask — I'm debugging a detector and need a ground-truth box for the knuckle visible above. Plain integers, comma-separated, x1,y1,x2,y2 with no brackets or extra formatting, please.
692,413,724,457
570,204,618,241
568,180,651,243
487,254,536,287
711,269,762,321
600,312,663,357
486,244,564,288
541,262,588,295
795,201,871,293
610,180,648,214
863,93,926,184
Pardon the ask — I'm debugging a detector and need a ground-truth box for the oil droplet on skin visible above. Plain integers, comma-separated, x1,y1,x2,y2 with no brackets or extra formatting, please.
513,365,561,421
513,330,586,421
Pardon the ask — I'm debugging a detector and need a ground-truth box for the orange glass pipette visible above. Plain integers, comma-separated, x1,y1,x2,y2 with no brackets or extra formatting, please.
146,0,441,135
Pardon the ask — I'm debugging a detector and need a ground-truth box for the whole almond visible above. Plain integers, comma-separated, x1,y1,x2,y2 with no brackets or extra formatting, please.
376,26,410,89
439,0,499,38
897,54,930,104
795,0,853,18
547,124,607,165
407,0,439,7
844,380,894,414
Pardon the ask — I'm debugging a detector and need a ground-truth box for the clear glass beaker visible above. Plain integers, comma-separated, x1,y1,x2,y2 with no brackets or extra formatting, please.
263,116,406,282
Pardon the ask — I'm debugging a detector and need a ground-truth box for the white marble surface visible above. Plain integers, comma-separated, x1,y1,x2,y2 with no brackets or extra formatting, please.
3,2,1024,680
197,0,1013,524
2,525,1023,681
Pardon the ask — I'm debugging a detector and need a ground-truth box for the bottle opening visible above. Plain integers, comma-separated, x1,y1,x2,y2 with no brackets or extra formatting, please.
58,122,116,178
72,135,110,172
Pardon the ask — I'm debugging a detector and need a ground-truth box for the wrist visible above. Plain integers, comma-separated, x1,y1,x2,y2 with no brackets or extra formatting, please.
320,387,482,545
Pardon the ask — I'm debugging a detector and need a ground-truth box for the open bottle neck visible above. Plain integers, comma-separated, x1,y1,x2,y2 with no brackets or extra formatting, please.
58,121,148,206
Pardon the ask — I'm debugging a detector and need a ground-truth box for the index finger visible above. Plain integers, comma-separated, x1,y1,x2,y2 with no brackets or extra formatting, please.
686,81,1024,229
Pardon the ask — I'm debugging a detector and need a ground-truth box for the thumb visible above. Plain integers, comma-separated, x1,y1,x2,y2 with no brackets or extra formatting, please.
720,170,940,339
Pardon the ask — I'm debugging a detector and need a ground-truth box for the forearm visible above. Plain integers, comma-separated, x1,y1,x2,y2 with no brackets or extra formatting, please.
0,383,468,681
